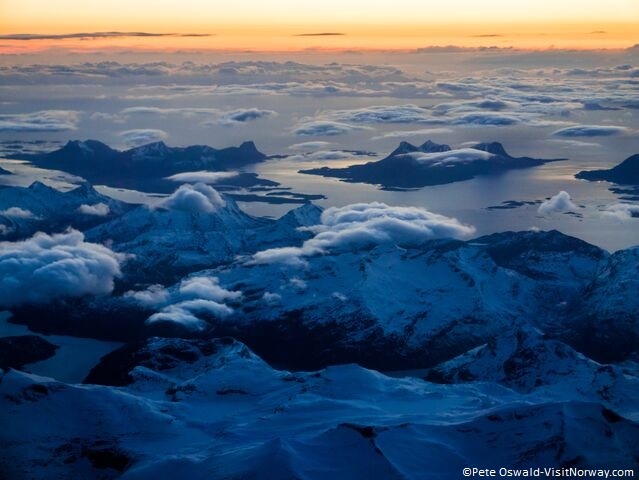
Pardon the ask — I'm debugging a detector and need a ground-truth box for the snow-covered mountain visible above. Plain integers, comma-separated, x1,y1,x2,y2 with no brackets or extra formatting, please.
2,180,639,478
0,181,131,240
2,337,637,479
565,246,639,362
300,140,562,188
84,186,320,285
115,228,607,371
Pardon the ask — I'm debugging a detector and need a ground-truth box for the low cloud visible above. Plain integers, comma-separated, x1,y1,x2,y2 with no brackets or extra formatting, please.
287,150,354,162
371,128,453,140
154,183,226,213
313,103,559,130
118,128,168,147
409,148,494,165
292,121,369,137
0,229,126,307
215,108,277,126
288,141,334,151
128,276,242,330
251,202,475,266
262,292,282,303
0,110,80,133
165,171,239,184
538,191,578,215
329,104,433,124
119,106,276,127
0,207,38,219
125,284,170,307
601,203,639,221
552,125,629,137
77,203,110,216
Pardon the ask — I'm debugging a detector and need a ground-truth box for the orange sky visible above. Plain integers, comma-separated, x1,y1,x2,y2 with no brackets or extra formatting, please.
1,0,638,52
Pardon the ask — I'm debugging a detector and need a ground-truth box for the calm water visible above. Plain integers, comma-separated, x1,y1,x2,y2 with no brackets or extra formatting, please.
1,152,638,252
0,311,122,383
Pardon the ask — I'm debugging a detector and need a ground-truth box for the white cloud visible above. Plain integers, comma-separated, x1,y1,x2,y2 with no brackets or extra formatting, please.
215,108,277,126
288,141,334,151
141,276,242,330
329,104,434,124
289,277,307,289
538,191,578,215
601,203,639,221
251,202,475,266
408,148,494,165
118,128,168,147
0,207,38,219
262,292,282,304
178,276,242,302
124,284,170,307
552,125,629,137
154,183,226,213
292,121,368,137
165,171,239,184
371,128,453,140
0,229,126,307
287,150,354,162
0,110,80,132
128,275,242,330
77,203,110,216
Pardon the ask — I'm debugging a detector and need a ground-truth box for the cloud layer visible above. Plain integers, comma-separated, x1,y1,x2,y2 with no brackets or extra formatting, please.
165,171,239,184
0,229,125,307
127,276,242,329
601,203,639,221
0,111,80,133
251,202,475,265
552,125,629,137
118,129,168,147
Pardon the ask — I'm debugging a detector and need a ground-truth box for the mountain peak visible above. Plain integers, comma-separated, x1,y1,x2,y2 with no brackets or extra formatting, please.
61,139,114,156
390,141,418,156
67,182,101,199
419,140,451,153
472,142,509,157
27,181,56,193
239,140,258,151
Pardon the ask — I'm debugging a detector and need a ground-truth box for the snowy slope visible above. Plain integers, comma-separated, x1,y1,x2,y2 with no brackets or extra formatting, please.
566,246,639,362
1,337,637,479
162,230,605,370
0,181,131,240
84,195,318,285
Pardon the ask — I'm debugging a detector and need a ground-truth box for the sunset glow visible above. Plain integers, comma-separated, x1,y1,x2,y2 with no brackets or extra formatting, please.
1,0,638,52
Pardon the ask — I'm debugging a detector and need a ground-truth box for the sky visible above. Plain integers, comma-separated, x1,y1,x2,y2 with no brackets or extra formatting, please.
1,0,638,51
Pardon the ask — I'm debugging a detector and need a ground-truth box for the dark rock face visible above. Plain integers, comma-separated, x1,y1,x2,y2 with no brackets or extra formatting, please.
300,140,561,188
84,336,245,386
0,335,58,370
8,139,268,192
576,153,639,184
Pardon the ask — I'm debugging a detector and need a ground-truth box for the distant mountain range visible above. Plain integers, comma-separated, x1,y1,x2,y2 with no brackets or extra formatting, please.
576,153,639,184
300,140,562,188
8,139,268,192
